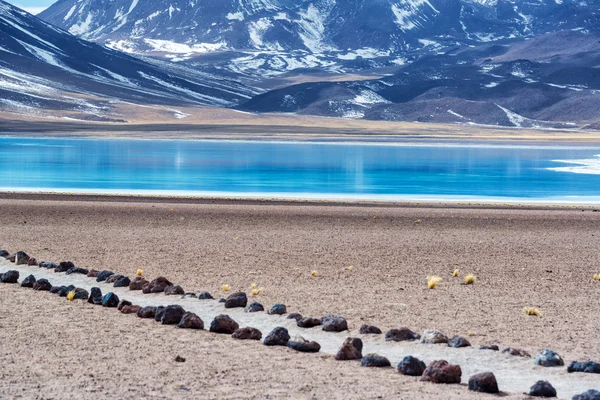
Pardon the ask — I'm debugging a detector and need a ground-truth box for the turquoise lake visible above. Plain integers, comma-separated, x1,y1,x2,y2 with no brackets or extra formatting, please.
1,136,600,202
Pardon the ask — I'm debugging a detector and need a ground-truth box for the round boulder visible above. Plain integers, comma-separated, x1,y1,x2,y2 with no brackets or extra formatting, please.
397,356,426,376
335,337,363,361
468,372,499,393
321,315,348,332
361,353,391,368
529,380,557,397
210,314,239,334
264,327,290,346
420,360,462,384
232,327,262,340
177,312,204,329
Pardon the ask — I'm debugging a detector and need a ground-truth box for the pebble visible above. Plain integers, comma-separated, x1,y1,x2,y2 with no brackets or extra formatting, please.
287,313,303,321
568,361,600,374
136,306,157,319
121,305,141,314
321,315,348,332
232,327,263,340
113,276,131,288
245,302,264,313
420,330,449,344
287,335,321,353
55,261,74,273
359,325,382,334
88,287,102,304
224,292,248,308
20,275,36,288
397,356,427,376
573,390,600,400
142,277,173,293
480,345,499,351
177,312,204,329
0,270,19,283
268,304,287,315
502,348,531,357
335,337,363,360
297,317,321,328
175,356,186,363
264,327,291,346
32,279,52,291
197,291,214,300
361,353,391,368
420,360,462,384
385,328,420,342
129,277,149,291
96,270,115,282
101,292,120,308
468,372,499,393
535,349,564,367
529,380,557,397
164,285,185,295
448,335,471,348
209,314,239,334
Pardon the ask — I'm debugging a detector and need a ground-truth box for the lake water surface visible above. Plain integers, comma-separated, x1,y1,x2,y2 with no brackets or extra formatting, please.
1,136,600,202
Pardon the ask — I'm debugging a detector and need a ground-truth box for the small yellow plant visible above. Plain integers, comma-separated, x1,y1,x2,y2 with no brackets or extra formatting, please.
452,269,459,277
523,307,542,317
593,273,600,281
250,282,257,289
221,284,230,292
66,290,76,301
427,276,443,289
346,266,353,271
311,270,318,277
136,269,143,276
464,273,477,284
467,329,472,337
251,288,263,296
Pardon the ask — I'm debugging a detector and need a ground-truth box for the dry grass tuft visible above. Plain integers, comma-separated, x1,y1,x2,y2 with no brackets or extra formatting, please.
221,284,230,292
427,276,443,289
464,273,477,284
136,269,143,277
523,307,542,317
452,269,459,277
311,270,318,277
593,273,600,281
251,288,263,296
66,291,75,301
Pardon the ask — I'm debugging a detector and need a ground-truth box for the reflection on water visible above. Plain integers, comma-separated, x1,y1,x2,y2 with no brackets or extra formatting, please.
1,137,600,200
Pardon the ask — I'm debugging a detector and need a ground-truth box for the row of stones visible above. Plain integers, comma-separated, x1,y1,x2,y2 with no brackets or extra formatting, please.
1,250,599,399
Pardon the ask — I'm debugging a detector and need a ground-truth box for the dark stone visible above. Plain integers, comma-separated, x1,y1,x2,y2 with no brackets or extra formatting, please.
181,293,197,299
536,349,564,367
6,254,15,262
335,337,363,360
105,274,122,284
297,317,321,328
15,251,30,265
66,267,89,275
58,285,76,297
0,250,8,258
20,274,36,288
468,372,499,393
420,360,462,384
102,292,120,307
361,353,391,368
245,302,264,313
136,306,157,319
502,348,531,357
218,298,226,303
175,356,186,363
268,304,287,315
72,288,89,300
0,270,19,283
87,269,99,277
385,328,420,342
397,356,427,376
33,279,52,291
573,390,600,400
88,287,102,303
232,327,262,340
27,258,38,266
117,300,133,310
224,292,248,308
55,261,74,273
321,315,348,332
164,285,185,295
287,336,321,353
40,261,58,269
129,276,149,291
92,297,103,305
568,361,600,374
121,305,141,314
209,314,239,334
448,335,471,348
113,276,131,288
359,325,382,334
177,311,204,329
529,380,557,397
96,270,115,282
154,306,166,321
197,291,214,300
480,345,499,351
49,286,63,294
420,330,448,344
142,277,172,293
263,327,290,346
287,313,303,321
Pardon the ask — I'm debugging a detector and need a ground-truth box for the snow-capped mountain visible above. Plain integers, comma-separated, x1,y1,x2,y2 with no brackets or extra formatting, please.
39,0,600,76
0,0,257,120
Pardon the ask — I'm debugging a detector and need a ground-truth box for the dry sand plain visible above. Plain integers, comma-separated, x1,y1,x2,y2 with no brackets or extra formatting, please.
1,195,599,399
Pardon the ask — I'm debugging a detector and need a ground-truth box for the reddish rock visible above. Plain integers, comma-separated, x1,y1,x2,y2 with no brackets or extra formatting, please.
232,327,262,340
136,306,157,319
287,336,320,353
297,317,321,328
129,276,149,291
87,270,100,278
32,279,52,291
335,337,363,360
142,277,172,293
165,285,185,296
359,325,382,334
121,305,141,314
224,292,248,308
421,360,462,384
105,274,123,284
209,314,239,334
27,257,38,266
502,348,531,357
385,328,420,342
161,305,185,325
177,312,204,329
468,372,499,393
117,300,133,310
